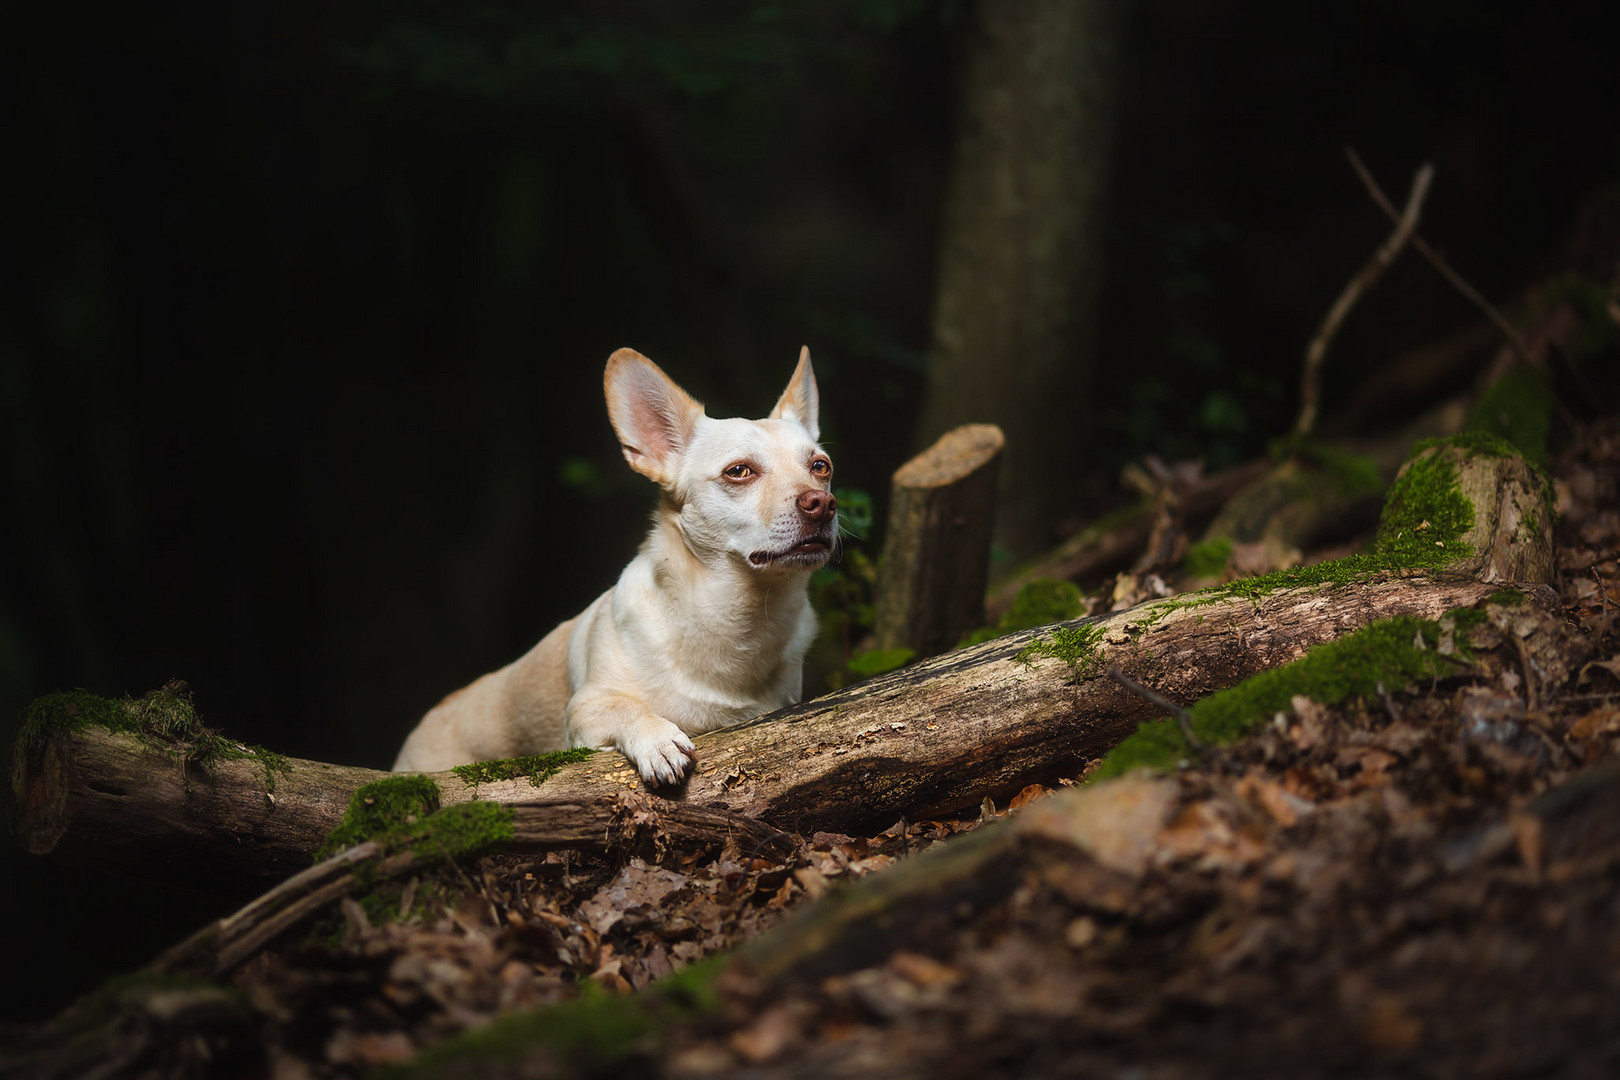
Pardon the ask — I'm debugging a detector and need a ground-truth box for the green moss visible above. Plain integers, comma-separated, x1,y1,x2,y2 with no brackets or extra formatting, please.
450,748,597,788
1015,622,1106,680
1092,611,1478,780
1411,430,1520,460
387,957,725,1077
388,800,515,863
1181,537,1234,578
13,685,291,793
1486,588,1526,607
316,774,442,860
1540,274,1620,370
1373,443,1476,568
1119,434,1493,620
847,647,916,678
1270,436,1384,498
16,686,201,759
1466,366,1553,469
961,578,1086,646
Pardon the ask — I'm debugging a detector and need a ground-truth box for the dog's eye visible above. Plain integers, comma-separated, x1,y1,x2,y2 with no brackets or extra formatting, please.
723,464,754,480
810,458,831,476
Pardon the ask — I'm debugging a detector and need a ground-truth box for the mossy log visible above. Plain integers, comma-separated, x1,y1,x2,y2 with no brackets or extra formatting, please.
872,423,1005,659
11,577,1540,892
10,725,380,890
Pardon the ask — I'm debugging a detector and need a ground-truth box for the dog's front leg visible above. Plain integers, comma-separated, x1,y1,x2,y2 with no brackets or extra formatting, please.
565,689,697,786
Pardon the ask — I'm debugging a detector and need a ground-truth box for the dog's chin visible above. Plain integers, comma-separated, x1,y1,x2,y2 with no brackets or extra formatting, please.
747,537,833,571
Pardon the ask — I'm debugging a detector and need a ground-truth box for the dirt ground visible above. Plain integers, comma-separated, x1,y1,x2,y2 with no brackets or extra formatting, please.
7,421,1620,1079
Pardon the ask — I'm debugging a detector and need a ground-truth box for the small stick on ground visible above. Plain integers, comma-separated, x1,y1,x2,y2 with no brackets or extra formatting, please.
1346,148,1534,367
1295,161,1434,437
1108,665,1223,765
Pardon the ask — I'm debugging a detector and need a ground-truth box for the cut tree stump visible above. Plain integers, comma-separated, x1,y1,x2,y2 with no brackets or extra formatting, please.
11,576,1545,892
872,423,1005,659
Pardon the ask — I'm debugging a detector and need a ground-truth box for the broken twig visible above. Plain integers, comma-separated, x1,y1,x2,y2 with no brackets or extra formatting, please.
1295,161,1434,437
1108,665,1221,764
1346,148,1533,367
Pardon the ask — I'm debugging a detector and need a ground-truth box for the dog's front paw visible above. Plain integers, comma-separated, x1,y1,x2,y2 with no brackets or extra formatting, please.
620,720,697,786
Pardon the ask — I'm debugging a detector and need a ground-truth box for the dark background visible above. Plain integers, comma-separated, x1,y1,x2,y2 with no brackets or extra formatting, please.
3,0,1617,1021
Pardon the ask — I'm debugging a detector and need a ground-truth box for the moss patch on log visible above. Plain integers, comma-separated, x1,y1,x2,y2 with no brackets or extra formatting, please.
1133,432,1521,625
1015,621,1106,680
1181,536,1235,579
316,775,442,860
1268,436,1385,498
315,773,514,875
1093,608,1483,780
13,684,290,793
1371,438,1479,568
449,748,597,789
1466,367,1554,469
961,578,1086,647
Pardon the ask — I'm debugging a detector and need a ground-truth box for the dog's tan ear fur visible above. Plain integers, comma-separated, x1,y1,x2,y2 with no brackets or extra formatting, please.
770,345,819,441
605,349,705,485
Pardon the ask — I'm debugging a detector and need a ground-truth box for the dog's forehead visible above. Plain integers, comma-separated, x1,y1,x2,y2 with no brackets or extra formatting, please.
688,416,819,464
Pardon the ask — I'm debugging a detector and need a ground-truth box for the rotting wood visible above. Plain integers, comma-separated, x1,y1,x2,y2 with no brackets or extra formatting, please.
872,423,1005,659
12,577,1549,891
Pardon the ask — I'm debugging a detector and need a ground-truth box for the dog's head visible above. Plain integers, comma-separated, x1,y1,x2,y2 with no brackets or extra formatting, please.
605,347,837,574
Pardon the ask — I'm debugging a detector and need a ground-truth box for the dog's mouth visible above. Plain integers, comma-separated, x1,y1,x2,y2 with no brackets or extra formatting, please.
748,535,834,568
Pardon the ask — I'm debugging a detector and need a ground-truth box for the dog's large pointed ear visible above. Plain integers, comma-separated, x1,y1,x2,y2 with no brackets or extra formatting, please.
770,345,820,441
605,349,705,485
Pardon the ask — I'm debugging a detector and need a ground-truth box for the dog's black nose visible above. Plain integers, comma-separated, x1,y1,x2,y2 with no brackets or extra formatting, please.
797,489,836,523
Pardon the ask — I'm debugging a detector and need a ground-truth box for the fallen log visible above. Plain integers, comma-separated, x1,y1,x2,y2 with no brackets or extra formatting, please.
12,576,1539,890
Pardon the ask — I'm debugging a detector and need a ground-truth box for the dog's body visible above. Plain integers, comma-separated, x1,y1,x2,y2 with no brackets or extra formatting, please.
393,347,836,783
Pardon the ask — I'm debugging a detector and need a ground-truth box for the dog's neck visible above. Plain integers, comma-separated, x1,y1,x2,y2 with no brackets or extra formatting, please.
639,509,812,674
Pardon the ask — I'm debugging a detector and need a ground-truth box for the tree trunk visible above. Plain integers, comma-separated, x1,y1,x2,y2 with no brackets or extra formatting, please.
12,576,1541,892
919,0,1130,557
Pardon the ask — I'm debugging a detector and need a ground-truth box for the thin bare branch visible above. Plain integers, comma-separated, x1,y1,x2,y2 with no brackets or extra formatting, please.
1345,148,1533,366
1296,162,1434,437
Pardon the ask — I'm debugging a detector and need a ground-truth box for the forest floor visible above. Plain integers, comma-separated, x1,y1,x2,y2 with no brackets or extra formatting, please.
9,419,1620,1079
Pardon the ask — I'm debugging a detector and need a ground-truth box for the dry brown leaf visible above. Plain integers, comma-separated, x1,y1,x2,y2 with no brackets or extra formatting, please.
1008,783,1053,809
729,1003,801,1065
889,950,963,988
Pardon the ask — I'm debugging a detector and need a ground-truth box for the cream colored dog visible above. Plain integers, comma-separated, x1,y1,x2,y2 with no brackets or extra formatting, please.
393,347,837,784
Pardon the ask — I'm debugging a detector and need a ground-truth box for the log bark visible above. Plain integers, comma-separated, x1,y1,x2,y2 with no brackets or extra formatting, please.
12,576,1547,890
10,732,379,891
872,423,1005,659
